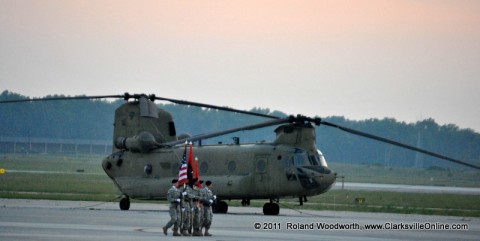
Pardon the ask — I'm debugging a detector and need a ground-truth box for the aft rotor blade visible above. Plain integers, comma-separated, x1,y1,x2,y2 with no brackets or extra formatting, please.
321,120,480,170
153,96,280,119
162,118,291,147
0,95,124,104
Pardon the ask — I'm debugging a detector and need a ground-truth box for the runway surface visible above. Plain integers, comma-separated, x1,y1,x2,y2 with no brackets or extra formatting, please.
1,198,478,241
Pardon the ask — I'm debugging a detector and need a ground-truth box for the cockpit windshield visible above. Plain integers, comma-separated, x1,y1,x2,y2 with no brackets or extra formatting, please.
295,152,309,166
285,149,308,167
316,149,328,167
285,149,328,167
308,155,320,166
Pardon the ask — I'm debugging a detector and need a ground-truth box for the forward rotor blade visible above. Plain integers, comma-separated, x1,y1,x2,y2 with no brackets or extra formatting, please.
0,95,124,104
321,120,480,170
153,96,280,119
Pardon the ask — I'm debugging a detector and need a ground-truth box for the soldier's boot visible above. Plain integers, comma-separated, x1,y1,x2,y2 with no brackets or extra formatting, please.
204,228,212,236
162,226,168,236
188,226,192,234
172,229,181,236
181,229,191,236
192,229,203,236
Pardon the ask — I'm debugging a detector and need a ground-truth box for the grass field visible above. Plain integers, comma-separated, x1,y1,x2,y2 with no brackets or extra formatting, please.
0,154,119,201
330,162,479,187
1,154,479,217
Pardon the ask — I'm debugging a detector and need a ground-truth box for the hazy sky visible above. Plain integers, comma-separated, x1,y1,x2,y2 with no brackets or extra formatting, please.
1,0,479,132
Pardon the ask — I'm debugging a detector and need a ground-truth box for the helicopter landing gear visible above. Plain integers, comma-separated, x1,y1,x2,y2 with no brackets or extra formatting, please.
241,198,250,206
119,195,130,210
299,196,307,206
263,199,279,215
212,200,228,214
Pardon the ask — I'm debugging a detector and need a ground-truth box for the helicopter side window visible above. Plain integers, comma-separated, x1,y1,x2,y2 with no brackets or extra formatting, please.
228,161,236,173
284,156,294,167
172,163,180,175
144,164,153,175
256,158,267,173
200,162,208,174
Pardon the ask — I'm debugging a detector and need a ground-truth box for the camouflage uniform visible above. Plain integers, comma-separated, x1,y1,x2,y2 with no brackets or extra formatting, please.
180,185,195,236
200,182,215,236
191,184,203,236
163,184,182,236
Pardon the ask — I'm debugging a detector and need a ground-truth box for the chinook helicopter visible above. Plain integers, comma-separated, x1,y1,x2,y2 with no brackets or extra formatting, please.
1,93,479,215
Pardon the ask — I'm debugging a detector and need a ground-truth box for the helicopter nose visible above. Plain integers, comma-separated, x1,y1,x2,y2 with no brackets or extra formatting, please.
312,170,336,189
297,166,336,194
320,170,337,191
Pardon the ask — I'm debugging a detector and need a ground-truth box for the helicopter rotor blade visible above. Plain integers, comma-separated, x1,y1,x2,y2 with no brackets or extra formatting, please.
1,93,280,119
0,93,164,104
0,95,125,104
162,117,292,147
153,96,281,119
320,120,480,170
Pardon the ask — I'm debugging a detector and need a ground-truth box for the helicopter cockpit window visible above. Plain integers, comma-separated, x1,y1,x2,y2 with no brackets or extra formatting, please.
294,152,309,166
168,121,176,137
317,149,328,167
308,155,320,166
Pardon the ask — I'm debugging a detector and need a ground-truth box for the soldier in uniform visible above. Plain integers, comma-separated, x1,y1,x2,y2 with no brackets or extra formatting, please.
200,180,216,236
163,179,182,236
180,181,195,236
191,180,203,236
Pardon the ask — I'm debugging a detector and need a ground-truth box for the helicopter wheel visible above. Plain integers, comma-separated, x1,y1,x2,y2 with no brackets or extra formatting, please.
119,196,130,210
213,200,228,214
263,202,279,215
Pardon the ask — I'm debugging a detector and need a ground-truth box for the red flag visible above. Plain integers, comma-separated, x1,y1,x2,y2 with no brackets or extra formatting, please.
187,142,195,187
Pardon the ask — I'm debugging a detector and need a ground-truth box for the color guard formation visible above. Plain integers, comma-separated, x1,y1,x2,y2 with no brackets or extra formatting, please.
163,179,216,236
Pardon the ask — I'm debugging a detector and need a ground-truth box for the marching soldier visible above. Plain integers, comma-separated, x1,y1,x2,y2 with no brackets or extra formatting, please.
192,180,203,236
200,180,216,236
180,181,195,236
163,179,182,236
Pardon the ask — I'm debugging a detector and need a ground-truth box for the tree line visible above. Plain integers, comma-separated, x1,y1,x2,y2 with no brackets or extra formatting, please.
1,90,479,170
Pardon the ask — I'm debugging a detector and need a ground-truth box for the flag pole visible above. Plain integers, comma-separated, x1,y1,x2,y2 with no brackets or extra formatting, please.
195,157,200,187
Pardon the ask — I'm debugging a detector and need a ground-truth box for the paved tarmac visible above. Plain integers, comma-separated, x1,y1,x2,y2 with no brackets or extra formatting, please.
1,199,478,241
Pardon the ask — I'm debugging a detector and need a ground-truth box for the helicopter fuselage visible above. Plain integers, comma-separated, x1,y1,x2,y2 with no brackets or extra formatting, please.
102,143,336,201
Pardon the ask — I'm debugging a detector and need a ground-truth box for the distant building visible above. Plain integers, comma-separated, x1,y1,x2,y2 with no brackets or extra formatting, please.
0,137,112,155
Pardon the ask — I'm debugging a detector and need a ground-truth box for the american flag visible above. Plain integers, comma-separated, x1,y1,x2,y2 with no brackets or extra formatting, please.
177,147,188,185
